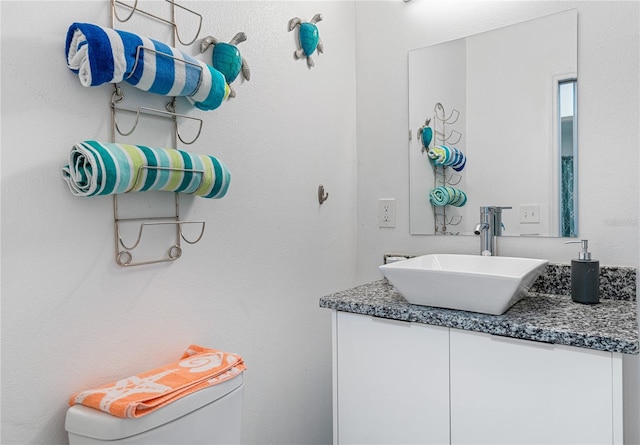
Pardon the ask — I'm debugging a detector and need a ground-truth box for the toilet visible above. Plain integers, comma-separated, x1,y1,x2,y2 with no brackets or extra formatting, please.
65,371,244,444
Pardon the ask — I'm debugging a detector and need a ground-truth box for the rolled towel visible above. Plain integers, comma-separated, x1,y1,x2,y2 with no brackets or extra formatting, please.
62,140,231,198
429,186,467,207
427,145,466,172
69,345,246,418
65,22,230,111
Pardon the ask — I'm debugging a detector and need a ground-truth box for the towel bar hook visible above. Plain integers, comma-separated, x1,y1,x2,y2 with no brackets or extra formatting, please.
434,102,460,124
116,220,205,252
166,101,203,146
111,0,139,24
111,0,203,46
434,129,462,146
179,221,206,244
110,92,204,144
168,0,204,46
112,86,125,104
435,168,463,186
435,214,462,226
318,184,329,204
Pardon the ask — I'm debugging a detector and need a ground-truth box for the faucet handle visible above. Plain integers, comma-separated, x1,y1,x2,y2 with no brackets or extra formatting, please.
483,206,512,219
481,206,512,212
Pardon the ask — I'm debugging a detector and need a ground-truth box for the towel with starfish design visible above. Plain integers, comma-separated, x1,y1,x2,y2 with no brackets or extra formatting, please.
69,345,246,418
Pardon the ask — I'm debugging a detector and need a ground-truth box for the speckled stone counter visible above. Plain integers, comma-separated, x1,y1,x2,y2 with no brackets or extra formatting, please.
320,279,639,355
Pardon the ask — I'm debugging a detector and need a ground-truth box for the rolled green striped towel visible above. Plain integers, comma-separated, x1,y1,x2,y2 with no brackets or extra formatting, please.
429,186,467,207
62,140,230,198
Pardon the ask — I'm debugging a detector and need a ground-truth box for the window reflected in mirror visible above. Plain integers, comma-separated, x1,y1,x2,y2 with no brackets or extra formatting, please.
559,79,577,237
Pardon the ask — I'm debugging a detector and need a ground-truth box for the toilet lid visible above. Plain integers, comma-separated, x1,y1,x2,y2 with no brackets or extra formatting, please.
65,372,243,440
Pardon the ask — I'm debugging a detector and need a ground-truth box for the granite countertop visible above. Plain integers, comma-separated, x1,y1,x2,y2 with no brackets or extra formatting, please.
319,279,639,355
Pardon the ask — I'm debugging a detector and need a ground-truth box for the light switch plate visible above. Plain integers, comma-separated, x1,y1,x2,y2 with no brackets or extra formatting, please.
520,204,540,224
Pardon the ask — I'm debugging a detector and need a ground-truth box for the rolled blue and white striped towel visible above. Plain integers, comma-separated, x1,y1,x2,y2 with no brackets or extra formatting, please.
429,186,467,207
65,23,229,111
62,141,231,199
427,145,466,172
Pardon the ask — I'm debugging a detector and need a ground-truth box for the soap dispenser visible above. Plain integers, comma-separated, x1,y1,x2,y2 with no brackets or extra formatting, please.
566,239,600,304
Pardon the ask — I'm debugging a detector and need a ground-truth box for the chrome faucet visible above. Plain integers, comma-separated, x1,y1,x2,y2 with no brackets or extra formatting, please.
474,206,512,256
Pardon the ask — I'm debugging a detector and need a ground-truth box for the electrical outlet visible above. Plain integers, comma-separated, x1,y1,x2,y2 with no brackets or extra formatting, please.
378,199,396,228
519,204,540,224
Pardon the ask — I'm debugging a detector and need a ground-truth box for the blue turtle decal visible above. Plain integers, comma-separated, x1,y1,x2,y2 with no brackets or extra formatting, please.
200,32,250,98
288,14,324,68
418,118,433,153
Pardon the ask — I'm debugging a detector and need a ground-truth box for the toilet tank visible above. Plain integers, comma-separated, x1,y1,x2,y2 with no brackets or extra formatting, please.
66,372,243,444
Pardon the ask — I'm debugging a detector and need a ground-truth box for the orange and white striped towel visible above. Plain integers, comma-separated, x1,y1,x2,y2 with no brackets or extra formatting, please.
69,345,246,418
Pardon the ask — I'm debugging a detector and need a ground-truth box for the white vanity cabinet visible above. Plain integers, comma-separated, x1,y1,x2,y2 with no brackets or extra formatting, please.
334,311,450,444
332,311,624,445
449,329,623,445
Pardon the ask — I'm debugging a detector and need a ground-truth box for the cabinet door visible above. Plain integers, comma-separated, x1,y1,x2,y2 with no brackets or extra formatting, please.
450,329,619,445
336,312,450,445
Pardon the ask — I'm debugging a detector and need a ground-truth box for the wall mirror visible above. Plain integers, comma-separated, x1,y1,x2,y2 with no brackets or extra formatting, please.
409,9,578,237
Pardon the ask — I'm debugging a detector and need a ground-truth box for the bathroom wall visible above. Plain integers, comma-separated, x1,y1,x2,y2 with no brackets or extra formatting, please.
1,1,356,444
354,1,639,443
2,1,638,444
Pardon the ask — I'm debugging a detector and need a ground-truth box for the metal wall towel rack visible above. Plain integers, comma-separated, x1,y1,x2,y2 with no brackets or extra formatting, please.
431,102,463,235
109,0,207,267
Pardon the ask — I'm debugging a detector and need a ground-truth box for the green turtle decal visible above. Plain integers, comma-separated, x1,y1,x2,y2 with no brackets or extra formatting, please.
418,118,433,153
288,14,324,68
200,32,250,98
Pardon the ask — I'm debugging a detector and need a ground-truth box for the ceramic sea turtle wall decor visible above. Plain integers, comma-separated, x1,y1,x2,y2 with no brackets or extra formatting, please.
418,118,433,153
200,32,250,98
288,13,324,68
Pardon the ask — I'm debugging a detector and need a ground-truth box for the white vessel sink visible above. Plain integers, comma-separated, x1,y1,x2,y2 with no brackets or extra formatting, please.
379,254,548,315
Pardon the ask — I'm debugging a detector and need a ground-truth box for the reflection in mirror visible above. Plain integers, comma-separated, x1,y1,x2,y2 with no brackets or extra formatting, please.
559,80,577,237
409,10,578,238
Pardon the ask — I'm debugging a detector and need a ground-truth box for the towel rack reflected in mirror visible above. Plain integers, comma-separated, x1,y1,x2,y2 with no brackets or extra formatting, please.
431,103,465,235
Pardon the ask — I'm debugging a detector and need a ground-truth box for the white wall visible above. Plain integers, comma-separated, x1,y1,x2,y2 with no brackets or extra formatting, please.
2,1,639,444
1,1,356,444
355,1,639,443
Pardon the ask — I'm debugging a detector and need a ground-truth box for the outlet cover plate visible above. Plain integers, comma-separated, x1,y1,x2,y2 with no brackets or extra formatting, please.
379,199,396,228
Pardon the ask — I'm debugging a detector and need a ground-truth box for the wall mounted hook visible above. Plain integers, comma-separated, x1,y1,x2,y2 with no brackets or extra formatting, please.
318,184,329,204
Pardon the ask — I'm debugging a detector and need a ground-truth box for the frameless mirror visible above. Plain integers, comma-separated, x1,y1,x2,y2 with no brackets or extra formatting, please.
409,10,578,237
